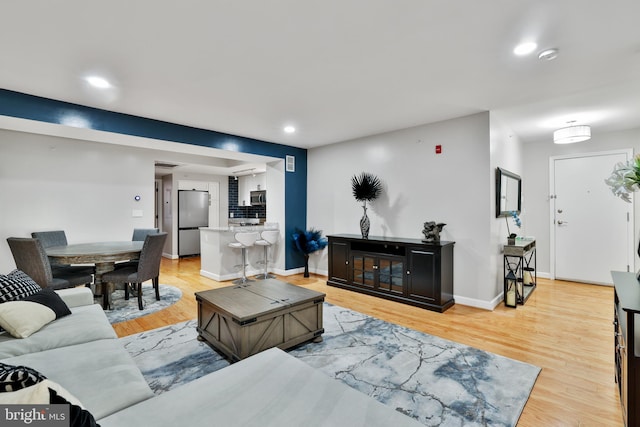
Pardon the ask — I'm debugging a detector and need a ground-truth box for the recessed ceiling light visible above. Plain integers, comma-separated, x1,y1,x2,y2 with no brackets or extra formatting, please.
513,42,537,56
85,76,112,89
284,126,296,134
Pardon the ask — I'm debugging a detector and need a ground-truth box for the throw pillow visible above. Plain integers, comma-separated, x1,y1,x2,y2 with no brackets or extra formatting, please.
0,289,71,338
0,362,47,392
0,377,99,427
24,288,72,319
0,270,42,303
50,387,101,427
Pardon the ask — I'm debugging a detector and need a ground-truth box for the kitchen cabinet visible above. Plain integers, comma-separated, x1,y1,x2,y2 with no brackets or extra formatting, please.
178,180,209,191
237,173,266,206
327,234,455,312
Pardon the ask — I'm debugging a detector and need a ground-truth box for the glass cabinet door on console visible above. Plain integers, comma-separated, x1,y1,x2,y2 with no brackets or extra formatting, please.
352,252,404,294
352,253,376,288
377,257,404,294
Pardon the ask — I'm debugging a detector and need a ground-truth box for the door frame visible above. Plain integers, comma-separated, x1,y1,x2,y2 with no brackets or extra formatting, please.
548,149,634,280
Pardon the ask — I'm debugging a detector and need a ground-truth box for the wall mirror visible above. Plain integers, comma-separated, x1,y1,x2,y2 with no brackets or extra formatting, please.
496,167,521,218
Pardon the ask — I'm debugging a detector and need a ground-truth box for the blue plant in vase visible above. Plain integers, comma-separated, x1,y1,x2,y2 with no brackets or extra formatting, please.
292,228,328,277
506,210,521,241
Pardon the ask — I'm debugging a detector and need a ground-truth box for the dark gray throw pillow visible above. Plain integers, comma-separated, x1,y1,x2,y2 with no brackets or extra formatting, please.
23,288,71,319
49,388,101,427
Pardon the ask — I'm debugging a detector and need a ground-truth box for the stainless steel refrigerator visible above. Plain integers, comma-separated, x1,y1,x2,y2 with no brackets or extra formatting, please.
178,190,209,256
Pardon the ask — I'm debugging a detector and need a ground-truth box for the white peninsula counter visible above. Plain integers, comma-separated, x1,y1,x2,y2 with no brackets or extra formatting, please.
200,224,280,282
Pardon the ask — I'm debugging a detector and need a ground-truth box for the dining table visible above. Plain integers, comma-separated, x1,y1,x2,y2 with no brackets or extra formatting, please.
46,241,143,310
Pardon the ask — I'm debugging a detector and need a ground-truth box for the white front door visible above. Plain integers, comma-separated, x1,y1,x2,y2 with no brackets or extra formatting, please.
551,150,633,284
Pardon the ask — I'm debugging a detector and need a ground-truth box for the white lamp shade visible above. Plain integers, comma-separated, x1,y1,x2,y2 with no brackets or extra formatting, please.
553,125,591,144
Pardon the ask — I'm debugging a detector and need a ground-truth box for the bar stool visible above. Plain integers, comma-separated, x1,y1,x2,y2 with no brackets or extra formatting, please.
228,231,259,284
254,230,280,280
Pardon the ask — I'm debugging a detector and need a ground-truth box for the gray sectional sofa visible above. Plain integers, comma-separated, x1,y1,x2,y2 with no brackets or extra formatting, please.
0,287,423,426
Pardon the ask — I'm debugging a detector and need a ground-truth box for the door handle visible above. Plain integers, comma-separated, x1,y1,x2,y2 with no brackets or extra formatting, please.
557,220,568,225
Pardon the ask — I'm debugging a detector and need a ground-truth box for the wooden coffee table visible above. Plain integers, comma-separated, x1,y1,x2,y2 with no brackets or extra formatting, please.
195,279,325,362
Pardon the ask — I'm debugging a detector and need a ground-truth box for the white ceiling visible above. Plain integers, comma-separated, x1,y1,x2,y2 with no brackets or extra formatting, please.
2,1,639,149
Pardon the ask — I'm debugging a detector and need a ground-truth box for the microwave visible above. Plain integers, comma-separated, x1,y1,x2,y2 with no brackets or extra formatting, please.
250,190,266,206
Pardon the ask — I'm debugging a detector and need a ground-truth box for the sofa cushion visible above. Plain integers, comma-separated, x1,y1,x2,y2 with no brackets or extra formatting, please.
0,270,41,303
0,304,117,359
55,287,94,308
0,362,47,392
98,347,423,427
1,338,155,420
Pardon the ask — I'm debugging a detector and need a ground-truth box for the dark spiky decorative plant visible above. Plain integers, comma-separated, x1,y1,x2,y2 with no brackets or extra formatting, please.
351,172,383,239
351,172,383,204
292,228,328,277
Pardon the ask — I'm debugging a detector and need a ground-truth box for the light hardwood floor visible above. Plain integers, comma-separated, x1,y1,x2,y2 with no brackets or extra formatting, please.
112,257,623,426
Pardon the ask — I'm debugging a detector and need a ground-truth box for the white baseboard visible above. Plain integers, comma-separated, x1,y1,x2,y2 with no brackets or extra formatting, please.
454,294,503,311
198,268,507,312
200,267,263,282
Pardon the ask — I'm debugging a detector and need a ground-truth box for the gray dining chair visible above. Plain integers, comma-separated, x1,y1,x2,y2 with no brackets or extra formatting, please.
30,230,95,275
6,237,94,290
31,230,67,248
131,228,159,241
101,232,167,310
116,228,161,271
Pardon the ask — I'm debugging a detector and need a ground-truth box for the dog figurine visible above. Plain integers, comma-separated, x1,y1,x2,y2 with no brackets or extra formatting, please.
422,221,446,242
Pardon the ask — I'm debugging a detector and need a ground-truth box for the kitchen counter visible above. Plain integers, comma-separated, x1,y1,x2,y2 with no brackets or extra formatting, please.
200,224,280,281
200,224,275,232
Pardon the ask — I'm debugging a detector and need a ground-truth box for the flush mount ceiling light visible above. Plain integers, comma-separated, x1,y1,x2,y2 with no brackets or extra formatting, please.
513,42,537,56
553,124,591,144
283,126,296,134
538,48,559,61
85,76,111,89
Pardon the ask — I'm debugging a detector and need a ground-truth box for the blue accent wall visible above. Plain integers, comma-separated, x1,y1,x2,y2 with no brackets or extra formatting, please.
0,88,307,270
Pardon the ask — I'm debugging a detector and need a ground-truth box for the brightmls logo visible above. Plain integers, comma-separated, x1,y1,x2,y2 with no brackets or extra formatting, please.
1,405,69,426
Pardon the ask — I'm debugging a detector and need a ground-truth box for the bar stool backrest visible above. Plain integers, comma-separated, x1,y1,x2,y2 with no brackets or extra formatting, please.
260,230,280,245
235,232,259,247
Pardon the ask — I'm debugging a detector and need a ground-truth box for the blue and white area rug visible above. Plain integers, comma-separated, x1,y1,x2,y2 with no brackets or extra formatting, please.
120,303,540,427
104,284,182,324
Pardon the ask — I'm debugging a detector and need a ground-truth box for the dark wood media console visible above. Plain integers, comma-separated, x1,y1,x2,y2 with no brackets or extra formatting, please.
611,271,640,426
327,234,454,312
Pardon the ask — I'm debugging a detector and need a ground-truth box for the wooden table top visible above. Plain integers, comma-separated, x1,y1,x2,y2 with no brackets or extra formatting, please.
46,241,143,264
196,279,325,323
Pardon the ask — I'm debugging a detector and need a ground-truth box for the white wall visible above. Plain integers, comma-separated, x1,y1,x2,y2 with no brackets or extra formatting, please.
489,113,525,303
0,129,156,272
307,112,497,307
523,127,640,276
